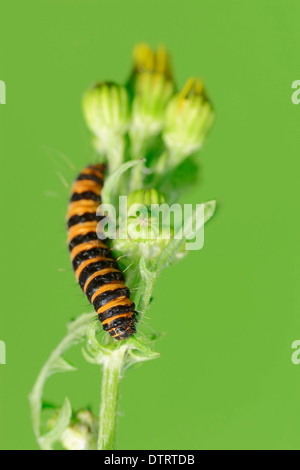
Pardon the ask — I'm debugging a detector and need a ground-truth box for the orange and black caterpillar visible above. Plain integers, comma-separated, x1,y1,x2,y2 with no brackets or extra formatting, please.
67,163,137,340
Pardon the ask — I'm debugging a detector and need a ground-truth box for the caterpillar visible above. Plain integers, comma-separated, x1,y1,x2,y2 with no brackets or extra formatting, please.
67,163,137,340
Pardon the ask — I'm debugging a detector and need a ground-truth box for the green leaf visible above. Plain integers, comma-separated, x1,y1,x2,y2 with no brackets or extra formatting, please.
47,357,77,378
101,159,145,206
81,322,112,364
183,199,216,236
203,199,216,224
126,336,160,358
38,397,72,450
124,336,160,369
154,199,216,272
30,312,96,443
87,322,112,354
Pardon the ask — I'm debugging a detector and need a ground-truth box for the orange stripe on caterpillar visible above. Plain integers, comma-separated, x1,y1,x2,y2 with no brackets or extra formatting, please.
67,164,137,341
91,282,126,303
70,240,108,260
71,180,102,194
83,268,121,293
102,312,135,327
67,204,98,219
75,257,116,280
98,297,134,315
68,221,99,242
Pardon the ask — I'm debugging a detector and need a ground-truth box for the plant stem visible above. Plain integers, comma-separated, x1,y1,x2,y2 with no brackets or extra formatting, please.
130,137,147,192
107,135,125,173
137,274,157,322
97,346,127,450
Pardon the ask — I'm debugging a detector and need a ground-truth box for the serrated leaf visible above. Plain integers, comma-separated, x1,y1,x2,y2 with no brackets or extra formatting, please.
86,322,110,356
47,356,77,378
81,347,101,365
181,199,216,238
38,397,72,450
125,336,160,358
155,200,216,272
30,312,96,442
127,351,160,365
81,322,111,364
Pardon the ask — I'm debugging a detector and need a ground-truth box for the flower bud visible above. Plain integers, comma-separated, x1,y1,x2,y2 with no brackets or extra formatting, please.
61,409,97,451
127,188,166,209
132,43,172,78
114,189,172,264
127,189,166,242
61,423,96,451
130,44,174,145
82,82,130,169
163,78,214,166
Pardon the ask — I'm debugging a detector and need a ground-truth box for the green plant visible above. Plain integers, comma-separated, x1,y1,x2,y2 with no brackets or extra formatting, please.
30,43,216,450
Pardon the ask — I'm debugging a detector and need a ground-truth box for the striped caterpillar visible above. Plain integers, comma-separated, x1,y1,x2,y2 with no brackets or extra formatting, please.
67,163,137,340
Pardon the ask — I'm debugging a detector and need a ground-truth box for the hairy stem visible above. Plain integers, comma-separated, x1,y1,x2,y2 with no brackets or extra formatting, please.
137,274,157,322
129,137,147,192
97,346,127,450
107,135,125,174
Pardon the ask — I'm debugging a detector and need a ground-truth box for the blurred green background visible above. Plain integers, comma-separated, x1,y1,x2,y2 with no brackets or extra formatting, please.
1,0,300,450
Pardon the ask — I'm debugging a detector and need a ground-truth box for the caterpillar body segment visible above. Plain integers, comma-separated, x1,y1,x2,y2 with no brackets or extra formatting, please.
67,164,136,340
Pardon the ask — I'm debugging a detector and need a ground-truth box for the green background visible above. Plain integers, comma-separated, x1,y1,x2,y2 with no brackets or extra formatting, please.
1,0,300,450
